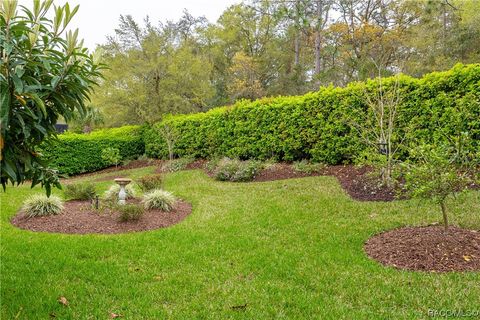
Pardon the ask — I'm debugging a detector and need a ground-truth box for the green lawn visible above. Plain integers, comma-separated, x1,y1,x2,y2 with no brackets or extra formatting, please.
1,167,479,319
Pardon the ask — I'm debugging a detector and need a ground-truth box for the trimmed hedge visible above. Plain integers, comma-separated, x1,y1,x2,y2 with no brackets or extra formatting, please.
41,126,145,175
145,64,480,163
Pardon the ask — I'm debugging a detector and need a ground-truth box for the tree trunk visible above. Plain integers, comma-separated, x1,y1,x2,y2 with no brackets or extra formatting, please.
314,0,323,76
440,201,449,232
294,33,300,67
314,31,321,75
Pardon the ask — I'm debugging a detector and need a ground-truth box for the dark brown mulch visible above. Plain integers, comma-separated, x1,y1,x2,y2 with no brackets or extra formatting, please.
63,159,165,182
11,199,192,235
364,226,480,272
322,165,400,202
253,163,322,182
253,164,398,202
186,160,207,170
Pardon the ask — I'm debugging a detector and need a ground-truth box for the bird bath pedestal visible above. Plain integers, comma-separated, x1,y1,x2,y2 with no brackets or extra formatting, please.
114,178,132,205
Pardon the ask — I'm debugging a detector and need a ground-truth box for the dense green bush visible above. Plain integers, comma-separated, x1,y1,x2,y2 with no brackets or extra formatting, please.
118,204,144,222
144,64,480,164
136,174,163,192
40,126,145,175
64,183,97,200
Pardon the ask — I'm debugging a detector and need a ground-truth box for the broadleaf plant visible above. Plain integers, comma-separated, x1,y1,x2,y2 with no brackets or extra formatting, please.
402,133,479,232
0,0,104,195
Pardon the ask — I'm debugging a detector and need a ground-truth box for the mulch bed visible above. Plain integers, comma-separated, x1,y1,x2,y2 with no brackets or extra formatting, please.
322,165,400,202
364,226,480,272
63,159,165,183
11,199,192,235
253,164,398,202
253,163,322,181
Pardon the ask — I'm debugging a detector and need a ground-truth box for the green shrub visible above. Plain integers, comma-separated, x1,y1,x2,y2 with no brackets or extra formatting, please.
40,126,145,175
64,183,97,200
118,204,144,222
101,147,122,167
137,174,163,192
161,157,195,172
293,160,326,174
213,158,261,182
104,184,136,201
142,189,176,211
22,195,64,218
144,64,480,164
401,138,479,231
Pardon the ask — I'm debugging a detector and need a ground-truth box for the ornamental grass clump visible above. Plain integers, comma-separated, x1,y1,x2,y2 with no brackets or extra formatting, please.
64,182,96,200
161,157,195,172
213,158,261,182
104,184,136,201
22,195,64,218
142,189,176,211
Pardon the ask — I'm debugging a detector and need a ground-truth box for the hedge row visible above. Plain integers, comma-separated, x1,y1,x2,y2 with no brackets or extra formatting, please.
144,64,480,164
41,126,145,175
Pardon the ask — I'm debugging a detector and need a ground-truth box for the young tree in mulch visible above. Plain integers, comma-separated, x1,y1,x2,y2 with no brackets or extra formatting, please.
346,71,408,188
402,134,479,232
157,124,178,161
1,1,103,195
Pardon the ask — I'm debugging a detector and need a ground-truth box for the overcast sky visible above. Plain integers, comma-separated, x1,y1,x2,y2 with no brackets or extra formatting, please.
18,0,240,49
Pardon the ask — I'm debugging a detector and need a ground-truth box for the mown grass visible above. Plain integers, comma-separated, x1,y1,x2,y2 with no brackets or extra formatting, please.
1,167,479,319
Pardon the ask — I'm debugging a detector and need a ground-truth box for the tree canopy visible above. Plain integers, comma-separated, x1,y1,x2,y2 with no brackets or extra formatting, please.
92,0,480,127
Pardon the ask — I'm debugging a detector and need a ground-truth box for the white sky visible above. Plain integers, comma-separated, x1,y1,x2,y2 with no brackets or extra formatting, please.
18,0,240,49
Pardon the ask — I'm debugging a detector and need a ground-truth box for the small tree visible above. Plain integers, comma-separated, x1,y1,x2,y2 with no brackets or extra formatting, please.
1,1,103,195
402,135,479,232
101,147,121,168
157,124,178,161
346,73,406,187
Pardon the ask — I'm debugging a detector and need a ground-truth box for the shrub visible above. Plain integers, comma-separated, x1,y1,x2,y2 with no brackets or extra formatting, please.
293,160,326,174
161,157,195,172
22,195,64,218
213,158,261,182
118,204,144,222
402,137,479,231
104,184,136,201
144,64,480,164
137,174,163,192
142,189,176,211
101,147,122,167
64,183,96,200
39,126,145,176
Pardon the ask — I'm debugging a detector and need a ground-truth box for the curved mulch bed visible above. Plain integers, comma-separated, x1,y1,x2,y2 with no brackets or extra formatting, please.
11,199,192,235
254,163,322,181
365,226,480,272
62,159,165,183
253,164,398,202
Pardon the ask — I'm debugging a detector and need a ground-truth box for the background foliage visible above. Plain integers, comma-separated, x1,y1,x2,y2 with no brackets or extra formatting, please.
92,0,480,127
40,126,144,175
144,64,480,164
